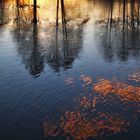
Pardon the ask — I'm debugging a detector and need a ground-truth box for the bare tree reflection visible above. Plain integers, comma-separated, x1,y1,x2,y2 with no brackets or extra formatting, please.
56,0,59,27
56,0,67,36
98,22,140,63
90,0,140,63
29,24,44,77
12,24,44,77
16,26,82,74
45,26,83,72
16,0,20,21
9,0,84,75
2,0,140,72
33,0,37,23
0,0,4,24
45,0,83,72
11,24,83,75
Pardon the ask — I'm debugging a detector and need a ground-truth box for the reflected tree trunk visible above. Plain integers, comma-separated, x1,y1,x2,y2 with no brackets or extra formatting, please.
16,0,20,21
118,0,121,21
33,0,37,24
61,0,67,38
61,0,65,24
0,0,4,24
55,24,59,72
0,0,3,8
137,0,139,27
110,0,113,28
56,0,59,26
31,24,44,76
131,0,135,28
123,0,126,30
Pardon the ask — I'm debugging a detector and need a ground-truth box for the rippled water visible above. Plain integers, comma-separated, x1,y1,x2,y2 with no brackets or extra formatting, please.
0,0,140,140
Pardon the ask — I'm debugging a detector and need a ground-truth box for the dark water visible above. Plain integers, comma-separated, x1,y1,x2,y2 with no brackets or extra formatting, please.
0,0,140,140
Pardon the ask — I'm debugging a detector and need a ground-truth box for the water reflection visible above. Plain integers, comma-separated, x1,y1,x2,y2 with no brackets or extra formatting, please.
97,26,140,63
46,27,83,72
43,111,128,140
2,0,139,65
11,22,83,75
0,1,140,139
7,0,140,75
0,0,91,25
94,78,140,103
30,24,44,76
0,0,140,25
11,24,44,77
43,74,140,139
128,71,140,82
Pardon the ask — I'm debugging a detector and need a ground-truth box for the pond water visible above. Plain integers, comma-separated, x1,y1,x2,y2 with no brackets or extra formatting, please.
0,0,140,140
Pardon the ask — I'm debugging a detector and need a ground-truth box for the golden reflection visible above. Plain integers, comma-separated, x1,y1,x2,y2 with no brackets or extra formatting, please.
43,111,128,140
76,96,97,110
64,77,75,85
1,0,140,29
43,74,140,139
1,0,91,25
128,71,140,82
80,75,93,87
94,79,140,102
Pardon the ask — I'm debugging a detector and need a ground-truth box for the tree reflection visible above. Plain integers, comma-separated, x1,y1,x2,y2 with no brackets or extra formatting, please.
45,25,83,72
43,0,83,72
97,24,140,63
29,24,44,76
0,0,4,24
11,22,83,75
33,0,37,23
9,0,84,75
12,24,44,77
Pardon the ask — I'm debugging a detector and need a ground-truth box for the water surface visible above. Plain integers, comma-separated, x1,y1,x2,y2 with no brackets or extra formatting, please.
0,0,140,140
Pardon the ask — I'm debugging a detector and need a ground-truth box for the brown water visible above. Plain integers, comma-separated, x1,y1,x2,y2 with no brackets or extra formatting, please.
0,0,140,140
